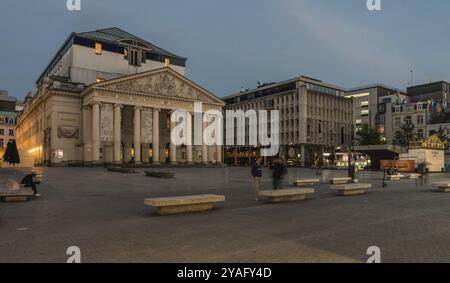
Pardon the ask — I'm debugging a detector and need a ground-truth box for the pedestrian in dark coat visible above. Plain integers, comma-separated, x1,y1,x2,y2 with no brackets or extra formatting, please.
21,172,41,197
272,159,286,190
251,157,263,201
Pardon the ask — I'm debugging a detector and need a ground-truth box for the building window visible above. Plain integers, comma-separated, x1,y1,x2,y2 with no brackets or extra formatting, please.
361,100,369,107
9,129,14,136
164,57,171,67
405,116,412,125
395,117,401,127
95,42,102,55
129,48,141,66
417,115,424,124
0,129,4,136
418,129,424,139
0,139,3,148
361,109,369,117
378,103,386,114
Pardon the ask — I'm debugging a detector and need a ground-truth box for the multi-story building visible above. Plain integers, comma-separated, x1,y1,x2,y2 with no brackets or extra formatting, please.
36,27,187,87
345,84,407,144
16,28,224,167
407,81,450,104
392,101,429,142
223,76,353,167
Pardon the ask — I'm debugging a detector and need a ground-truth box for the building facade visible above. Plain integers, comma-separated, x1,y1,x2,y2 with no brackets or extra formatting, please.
407,81,450,104
392,101,429,142
345,85,407,144
16,28,224,167
223,76,353,167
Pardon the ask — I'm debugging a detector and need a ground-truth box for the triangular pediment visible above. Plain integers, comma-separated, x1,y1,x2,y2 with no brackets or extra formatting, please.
91,67,224,105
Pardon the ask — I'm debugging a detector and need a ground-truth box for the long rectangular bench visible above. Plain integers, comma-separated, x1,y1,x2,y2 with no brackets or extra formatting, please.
107,167,137,173
330,177,358,184
259,188,315,203
294,179,320,187
432,182,450,192
404,173,421,179
387,174,404,181
331,183,372,196
144,194,225,215
6,178,21,190
0,188,34,202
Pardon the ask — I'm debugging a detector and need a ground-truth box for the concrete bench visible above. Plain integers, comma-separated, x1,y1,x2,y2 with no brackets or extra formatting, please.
294,179,320,187
404,173,421,179
330,177,358,184
331,183,372,196
387,174,404,181
145,194,225,215
107,167,137,174
259,188,315,203
0,188,34,202
145,171,175,179
6,179,21,190
432,182,450,192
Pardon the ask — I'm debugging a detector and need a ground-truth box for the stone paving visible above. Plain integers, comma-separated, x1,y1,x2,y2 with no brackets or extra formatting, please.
1,167,450,263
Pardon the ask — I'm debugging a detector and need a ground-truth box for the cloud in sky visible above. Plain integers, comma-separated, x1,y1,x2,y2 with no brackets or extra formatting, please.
2,0,450,99
276,0,412,88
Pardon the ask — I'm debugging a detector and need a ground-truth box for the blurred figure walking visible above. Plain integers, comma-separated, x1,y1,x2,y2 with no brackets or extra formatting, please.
272,158,287,190
251,157,263,201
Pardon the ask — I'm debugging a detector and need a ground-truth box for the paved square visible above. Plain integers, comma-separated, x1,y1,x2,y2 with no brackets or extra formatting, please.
1,167,450,263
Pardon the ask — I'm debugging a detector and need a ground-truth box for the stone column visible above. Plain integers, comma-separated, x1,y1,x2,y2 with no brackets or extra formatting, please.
113,104,122,164
216,145,222,165
208,145,217,164
84,106,92,165
134,106,142,164
300,144,306,167
202,114,209,164
169,110,177,165
91,103,100,164
186,112,193,165
82,106,90,164
152,108,160,165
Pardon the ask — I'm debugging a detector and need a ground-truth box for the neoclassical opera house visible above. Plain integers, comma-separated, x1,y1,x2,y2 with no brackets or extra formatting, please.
16,28,224,166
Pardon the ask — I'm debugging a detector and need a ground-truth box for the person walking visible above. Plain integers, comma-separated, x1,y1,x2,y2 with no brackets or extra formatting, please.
20,172,41,197
272,158,286,190
251,157,263,201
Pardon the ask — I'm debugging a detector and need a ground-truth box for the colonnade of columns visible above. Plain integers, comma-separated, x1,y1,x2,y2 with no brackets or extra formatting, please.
82,103,222,165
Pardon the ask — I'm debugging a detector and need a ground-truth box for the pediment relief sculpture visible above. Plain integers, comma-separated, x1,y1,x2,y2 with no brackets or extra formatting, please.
99,72,216,104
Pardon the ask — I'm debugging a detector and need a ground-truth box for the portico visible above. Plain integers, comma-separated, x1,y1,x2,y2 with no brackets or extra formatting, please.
81,67,224,166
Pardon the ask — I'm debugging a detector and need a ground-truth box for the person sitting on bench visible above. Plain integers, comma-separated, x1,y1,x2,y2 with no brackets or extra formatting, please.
20,172,41,197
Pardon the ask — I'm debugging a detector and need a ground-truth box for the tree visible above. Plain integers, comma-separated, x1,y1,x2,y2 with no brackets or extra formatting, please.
394,122,416,149
3,140,20,166
356,124,382,146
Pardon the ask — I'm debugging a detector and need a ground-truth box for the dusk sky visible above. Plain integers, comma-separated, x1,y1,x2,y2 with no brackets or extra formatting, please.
1,0,449,100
